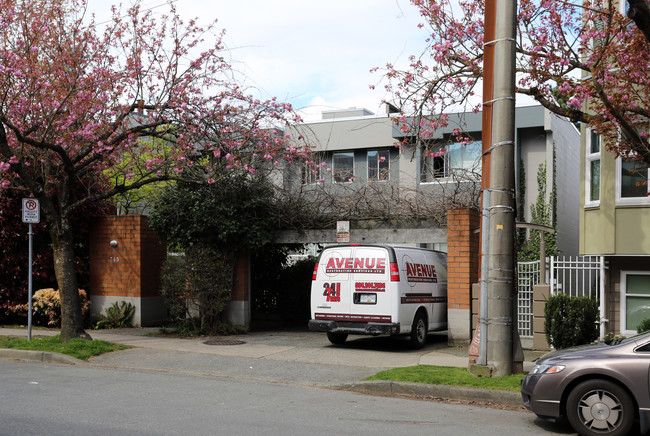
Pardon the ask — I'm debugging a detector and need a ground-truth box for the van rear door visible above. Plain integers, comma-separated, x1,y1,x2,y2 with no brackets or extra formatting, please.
349,246,393,324
312,245,394,325
311,246,354,322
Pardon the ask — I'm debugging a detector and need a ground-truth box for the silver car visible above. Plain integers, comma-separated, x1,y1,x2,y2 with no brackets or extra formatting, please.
521,332,650,436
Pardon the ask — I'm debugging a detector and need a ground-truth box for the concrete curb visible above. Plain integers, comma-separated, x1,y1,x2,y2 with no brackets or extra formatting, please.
335,380,522,407
0,348,85,365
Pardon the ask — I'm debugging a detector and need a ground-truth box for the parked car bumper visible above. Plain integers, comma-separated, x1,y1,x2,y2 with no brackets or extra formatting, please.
521,373,562,419
308,319,400,336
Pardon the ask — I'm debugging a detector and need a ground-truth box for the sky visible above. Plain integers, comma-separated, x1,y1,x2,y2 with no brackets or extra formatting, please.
88,0,429,121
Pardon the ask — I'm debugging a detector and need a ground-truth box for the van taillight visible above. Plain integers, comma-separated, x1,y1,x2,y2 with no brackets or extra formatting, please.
390,263,400,281
312,263,319,280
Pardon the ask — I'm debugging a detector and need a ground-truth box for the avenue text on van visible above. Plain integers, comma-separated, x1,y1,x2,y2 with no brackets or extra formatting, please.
308,245,447,348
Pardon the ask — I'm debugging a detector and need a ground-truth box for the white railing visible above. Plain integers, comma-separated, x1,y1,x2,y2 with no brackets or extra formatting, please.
517,260,540,337
550,255,607,338
516,256,607,338
550,256,604,299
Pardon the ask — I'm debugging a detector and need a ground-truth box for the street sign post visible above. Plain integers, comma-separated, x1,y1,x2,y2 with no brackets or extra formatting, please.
22,198,40,341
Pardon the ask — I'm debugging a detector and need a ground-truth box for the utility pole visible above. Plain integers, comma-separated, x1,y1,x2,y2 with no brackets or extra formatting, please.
476,0,495,368
485,0,517,376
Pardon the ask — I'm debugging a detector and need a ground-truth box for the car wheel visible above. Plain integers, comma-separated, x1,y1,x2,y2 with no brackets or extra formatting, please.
566,379,635,436
327,332,348,345
409,311,427,349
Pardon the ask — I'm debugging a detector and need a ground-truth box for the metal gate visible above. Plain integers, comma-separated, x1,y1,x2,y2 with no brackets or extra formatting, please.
517,260,540,337
516,256,606,338
550,256,603,298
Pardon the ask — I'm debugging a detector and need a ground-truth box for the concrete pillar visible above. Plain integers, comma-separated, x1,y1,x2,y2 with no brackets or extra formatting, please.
532,284,551,350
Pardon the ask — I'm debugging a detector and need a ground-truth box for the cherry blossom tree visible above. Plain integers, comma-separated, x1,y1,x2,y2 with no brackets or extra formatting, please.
378,0,650,165
0,0,309,341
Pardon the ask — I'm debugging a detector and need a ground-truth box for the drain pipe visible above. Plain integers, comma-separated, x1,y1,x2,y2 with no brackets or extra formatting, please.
600,255,606,339
477,190,490,366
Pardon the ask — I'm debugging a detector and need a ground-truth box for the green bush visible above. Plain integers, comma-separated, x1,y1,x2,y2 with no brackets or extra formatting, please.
637,318,650,334
544,293,599,349
159,247,234,335
93,301,136,329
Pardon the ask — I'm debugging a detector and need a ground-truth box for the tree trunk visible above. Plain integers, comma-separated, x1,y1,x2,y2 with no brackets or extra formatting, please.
628,0,650,44
50,220,92,342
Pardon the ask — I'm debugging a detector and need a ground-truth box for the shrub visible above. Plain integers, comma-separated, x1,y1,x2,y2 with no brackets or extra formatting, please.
32,288,90,327
159,246,234,335
93,301,136,329
544,293,599,349
637,318,650,334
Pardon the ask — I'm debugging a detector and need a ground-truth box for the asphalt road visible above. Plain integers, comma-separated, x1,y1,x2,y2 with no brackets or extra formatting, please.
0,359,576,436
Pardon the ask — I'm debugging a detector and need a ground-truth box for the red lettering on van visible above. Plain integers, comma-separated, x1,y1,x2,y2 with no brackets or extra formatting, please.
323,283,341,302
324,257,387,274
405,262,438,283
354,282,386,292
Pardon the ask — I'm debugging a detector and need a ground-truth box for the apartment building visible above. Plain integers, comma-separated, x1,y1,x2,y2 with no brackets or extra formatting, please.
285,104,580,255
581,126,650,335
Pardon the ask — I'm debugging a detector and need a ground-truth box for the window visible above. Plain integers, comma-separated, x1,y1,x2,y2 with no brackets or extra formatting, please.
367,150,390,181
302,154,325,185
333,152,354,183
616,155,650,204
585,129,601,206
302,163,322,185
420,140,481,182
621,272,650,335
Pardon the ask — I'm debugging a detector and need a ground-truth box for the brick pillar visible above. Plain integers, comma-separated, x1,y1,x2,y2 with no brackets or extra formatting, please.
446,208,480,345
225,251,251,328
89,215,167,326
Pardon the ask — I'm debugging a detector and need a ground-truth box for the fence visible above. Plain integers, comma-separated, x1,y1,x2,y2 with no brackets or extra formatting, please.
517,255,607,339
517,261,540,337
550,256,604,299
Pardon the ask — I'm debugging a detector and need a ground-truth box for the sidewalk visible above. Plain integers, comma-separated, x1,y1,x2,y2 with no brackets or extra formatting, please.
0,327,543,407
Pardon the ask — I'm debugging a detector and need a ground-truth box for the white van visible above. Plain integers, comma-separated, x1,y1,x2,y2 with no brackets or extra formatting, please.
308,244,447,348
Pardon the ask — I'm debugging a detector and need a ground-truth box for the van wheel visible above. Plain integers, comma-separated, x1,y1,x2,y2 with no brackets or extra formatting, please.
327,332,348,345
410,312,427,349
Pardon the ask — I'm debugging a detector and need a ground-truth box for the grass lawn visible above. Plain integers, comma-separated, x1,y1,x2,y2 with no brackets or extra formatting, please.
364,365,524,391
0,335,129,361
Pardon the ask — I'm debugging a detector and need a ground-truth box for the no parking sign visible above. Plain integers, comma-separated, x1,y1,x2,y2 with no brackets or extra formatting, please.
22,198,40,341
22,198,40,223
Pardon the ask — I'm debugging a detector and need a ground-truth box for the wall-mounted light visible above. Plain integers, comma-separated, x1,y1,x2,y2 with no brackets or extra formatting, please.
110,240,118,248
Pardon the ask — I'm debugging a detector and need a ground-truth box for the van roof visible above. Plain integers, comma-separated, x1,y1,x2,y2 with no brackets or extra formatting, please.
321,244,445,252
316,244,446,261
